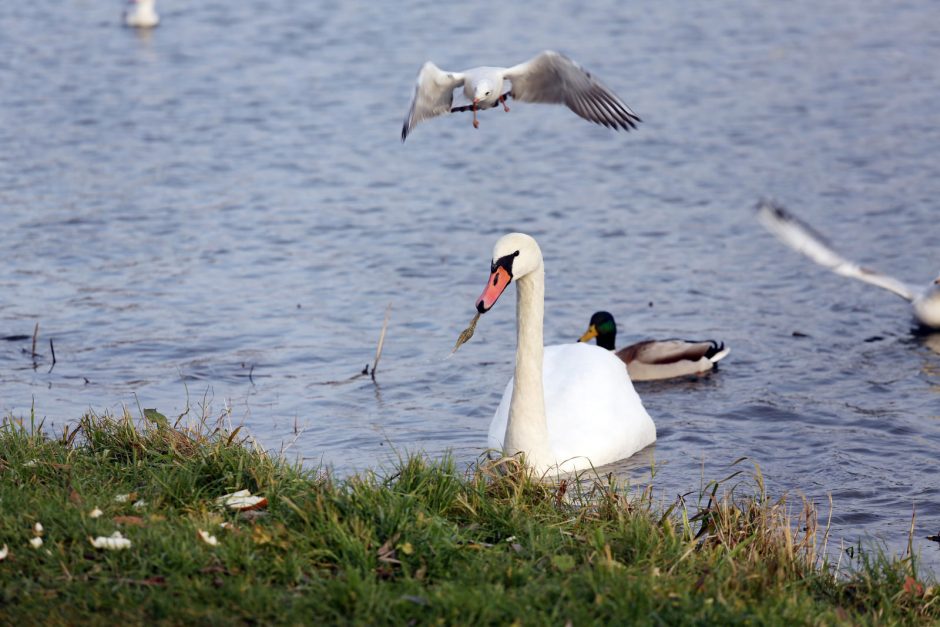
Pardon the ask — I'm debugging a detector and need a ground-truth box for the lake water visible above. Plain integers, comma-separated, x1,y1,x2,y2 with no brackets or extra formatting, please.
2,1,939,573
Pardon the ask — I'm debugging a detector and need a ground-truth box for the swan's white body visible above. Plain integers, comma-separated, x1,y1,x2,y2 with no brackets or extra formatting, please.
125,0,159,28
476,233,656,474
488,344,656,473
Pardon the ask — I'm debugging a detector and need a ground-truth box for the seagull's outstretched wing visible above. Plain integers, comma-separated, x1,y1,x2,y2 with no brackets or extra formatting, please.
401,62,464,142
503,50,640,131
757,201,917,302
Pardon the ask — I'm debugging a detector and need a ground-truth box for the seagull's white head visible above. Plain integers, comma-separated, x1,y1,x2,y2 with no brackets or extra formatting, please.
473,80,496,104
476,233,542,313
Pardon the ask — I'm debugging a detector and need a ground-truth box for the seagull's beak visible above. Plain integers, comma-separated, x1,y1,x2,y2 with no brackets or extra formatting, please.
578,325,599,343
476,266,511,313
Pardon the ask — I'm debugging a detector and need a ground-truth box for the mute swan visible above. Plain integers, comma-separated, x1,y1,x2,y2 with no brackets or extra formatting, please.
578,311,730,381
124,0,159,28
757,201,940,329
402,50,641,141
469,233,655,474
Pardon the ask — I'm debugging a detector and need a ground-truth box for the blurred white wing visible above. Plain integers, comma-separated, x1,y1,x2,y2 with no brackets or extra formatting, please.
401,62,464,141
757,201,917,302
503,51,640,131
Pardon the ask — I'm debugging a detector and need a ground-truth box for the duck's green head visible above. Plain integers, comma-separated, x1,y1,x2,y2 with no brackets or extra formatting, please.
578,311,617,351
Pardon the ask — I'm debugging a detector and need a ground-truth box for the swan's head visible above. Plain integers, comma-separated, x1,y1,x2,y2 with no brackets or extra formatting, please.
476,233,542,313
473,80,496,104
578,311,617,350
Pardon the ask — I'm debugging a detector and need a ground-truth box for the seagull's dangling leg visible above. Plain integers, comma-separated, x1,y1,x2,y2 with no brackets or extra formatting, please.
472,101,479,129
499,93,510,113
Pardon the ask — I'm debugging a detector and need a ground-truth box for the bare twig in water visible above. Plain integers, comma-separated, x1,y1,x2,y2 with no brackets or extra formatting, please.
248,364,255,384
370,304,392,381
31,322,39,358
452,312,481,354
907,502,916,562
48,339,56,373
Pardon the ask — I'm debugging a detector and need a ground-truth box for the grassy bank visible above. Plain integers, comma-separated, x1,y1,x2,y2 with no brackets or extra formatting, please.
0,412,936,625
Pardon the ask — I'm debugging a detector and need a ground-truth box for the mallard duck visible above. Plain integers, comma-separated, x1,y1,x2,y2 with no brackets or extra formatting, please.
578,311,729,381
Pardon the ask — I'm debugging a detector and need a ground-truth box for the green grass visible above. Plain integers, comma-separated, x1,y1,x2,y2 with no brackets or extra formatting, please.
0,411,936,625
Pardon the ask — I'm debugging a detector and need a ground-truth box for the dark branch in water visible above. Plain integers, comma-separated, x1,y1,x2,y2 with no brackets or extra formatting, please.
48,338,56,373
31,322,39,357
248,364,255,384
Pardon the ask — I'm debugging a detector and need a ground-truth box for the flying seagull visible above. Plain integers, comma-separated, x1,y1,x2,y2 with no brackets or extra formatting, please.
401,50,641,141
757,200,940,329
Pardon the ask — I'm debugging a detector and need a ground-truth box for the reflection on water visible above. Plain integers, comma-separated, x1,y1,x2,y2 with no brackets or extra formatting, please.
1,0,939,572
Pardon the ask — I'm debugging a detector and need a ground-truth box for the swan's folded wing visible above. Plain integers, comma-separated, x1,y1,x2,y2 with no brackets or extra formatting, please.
401,62,464,141
756,201,917,302
503,50,640,131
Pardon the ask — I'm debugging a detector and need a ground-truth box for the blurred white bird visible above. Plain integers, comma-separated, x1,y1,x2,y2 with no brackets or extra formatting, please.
401,50,641,141
124,0,159,28
757,200,940,329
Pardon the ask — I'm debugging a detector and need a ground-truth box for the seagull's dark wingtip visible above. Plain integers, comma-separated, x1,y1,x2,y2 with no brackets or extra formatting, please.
401,125,408,142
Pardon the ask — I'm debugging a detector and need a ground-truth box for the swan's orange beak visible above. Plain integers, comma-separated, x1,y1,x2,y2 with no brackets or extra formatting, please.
476,267,511,313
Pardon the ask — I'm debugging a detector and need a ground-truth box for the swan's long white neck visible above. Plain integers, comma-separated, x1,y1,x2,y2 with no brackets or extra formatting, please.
503,263,553,469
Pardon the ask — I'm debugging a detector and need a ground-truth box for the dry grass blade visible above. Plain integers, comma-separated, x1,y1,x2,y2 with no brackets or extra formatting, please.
371,304,392,381
452,312,481,354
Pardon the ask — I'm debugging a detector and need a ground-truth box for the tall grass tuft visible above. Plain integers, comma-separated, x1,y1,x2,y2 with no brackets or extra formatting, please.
0,411,936,624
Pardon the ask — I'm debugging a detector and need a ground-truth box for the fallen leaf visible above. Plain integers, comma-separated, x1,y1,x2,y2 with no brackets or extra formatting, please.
114,493,137,503
29,537,43,549
69,490,82,505
216,490,267,511
252,525,273,545
399,542,414,556
89,508,103,519
132,499,147,510
0,545,8,560
904,576,925,597
90,532,132,550
198,530,219,547
113,516,146,526
33,522,43,534
377,537,400,564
